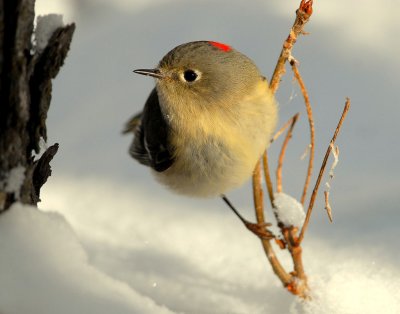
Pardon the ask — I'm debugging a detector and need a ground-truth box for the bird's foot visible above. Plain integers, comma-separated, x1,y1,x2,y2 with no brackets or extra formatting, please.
243,221,275,240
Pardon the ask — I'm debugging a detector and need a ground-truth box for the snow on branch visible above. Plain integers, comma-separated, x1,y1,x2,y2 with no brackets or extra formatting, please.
273,193,305,228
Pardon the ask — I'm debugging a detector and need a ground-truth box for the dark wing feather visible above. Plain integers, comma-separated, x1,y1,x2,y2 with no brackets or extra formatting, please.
125,88,174,172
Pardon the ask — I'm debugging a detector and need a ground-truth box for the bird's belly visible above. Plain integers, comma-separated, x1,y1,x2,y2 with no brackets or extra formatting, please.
153,136,259,197
153,80,277,197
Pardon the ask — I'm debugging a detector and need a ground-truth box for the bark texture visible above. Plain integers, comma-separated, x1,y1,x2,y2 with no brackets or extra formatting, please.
0,0,75,211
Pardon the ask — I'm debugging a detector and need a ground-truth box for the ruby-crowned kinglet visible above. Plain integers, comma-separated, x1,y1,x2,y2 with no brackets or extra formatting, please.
125,41,278,198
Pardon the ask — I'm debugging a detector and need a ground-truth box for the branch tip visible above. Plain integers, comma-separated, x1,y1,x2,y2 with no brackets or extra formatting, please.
299,0,314,15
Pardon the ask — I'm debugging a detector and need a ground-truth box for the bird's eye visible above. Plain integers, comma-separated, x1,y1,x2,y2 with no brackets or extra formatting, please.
183,69,198,82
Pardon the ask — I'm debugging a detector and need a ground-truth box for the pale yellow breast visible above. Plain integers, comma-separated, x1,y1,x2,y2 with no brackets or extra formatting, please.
155,79,278,197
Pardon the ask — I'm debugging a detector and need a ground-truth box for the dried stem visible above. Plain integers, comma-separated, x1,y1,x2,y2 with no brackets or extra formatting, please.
291,63,315,205
251,0,314,297
262,116,294,208
252,161,292,286
272,113,300,143
269,0,313,94
276,113,309,295
297,99,351,244
262,153,275,209
260,0,313,209
276,113,300,193
282,228,309,298
252,160,264,222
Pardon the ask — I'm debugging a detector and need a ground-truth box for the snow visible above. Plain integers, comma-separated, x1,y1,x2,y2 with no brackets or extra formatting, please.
26,176,399,314
293,261,400,314
0,203,173,314
35,14,64,52
3,165,26,200
273,192,305,228
0,177,399,313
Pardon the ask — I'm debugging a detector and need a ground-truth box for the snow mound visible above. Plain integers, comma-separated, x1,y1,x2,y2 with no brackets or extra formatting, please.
0,203,173,314
39,176,400,314
292,260,400,314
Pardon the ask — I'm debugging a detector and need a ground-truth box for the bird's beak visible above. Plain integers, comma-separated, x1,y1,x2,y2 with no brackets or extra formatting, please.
133,68,164,79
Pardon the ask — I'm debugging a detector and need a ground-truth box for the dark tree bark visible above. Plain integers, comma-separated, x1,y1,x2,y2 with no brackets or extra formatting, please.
0,0,75,211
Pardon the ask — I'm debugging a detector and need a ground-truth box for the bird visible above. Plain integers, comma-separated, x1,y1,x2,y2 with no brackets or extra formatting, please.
124,41,278,237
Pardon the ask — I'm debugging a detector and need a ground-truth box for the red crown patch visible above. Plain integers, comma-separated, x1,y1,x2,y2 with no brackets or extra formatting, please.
208,41,232,52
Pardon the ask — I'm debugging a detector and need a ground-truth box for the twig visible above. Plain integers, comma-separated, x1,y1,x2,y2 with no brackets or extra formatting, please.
252,161,292,286
276,113,300,193
291,64,315,205
253,160,264,222
282,228,309,298
265,114,300,213
260,0,313,217
252,0,314,297
269,0,314,94
272,113,301,143
297,99,351,244
262,153,275,209
323,144,339,222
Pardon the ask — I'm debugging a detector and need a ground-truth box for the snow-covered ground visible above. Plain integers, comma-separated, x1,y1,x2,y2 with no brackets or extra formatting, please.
1,176,399,314
1,0,399,313
0,202,173,314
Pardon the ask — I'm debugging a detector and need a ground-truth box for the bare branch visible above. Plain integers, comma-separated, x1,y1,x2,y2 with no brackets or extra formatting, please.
269,0,314,94
252,161,292,286
272,113,300,143
262,153,275,209
250,0,314,297
298,99,351,244
276,113,300,193
291,64,315,205
259,0,313,215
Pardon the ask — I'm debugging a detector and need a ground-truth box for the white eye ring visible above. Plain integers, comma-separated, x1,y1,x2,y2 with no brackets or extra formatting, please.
180,69,202,83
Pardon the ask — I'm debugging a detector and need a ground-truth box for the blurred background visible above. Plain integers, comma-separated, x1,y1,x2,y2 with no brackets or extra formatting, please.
33,0,400,312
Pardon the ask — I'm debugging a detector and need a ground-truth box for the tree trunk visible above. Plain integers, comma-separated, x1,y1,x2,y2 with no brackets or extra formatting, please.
0,0,75,211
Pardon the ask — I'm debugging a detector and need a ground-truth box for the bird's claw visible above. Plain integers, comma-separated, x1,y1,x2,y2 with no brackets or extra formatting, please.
244,221,275,240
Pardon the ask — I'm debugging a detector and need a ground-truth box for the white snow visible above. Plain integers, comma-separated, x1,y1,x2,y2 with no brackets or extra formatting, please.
35,14,64,52
292,260,400,314
24,176,398,314
273,192,305,228
3,165,26,199
0,177,398,313
0,203,174,314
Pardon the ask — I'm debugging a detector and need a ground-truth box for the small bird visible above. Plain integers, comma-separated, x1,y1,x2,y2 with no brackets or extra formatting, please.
125,41,278,236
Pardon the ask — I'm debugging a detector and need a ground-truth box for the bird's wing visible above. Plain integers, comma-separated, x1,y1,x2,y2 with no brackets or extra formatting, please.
122,111,142,134
125,88,174,172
